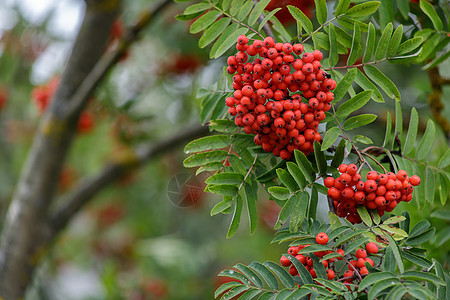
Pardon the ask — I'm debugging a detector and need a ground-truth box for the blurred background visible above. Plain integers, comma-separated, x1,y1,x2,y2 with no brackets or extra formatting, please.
0,0,448,299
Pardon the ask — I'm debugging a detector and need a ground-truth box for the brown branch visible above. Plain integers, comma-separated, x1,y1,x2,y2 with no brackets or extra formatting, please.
427,67,449,137
0,0,174,298
49,124,208,236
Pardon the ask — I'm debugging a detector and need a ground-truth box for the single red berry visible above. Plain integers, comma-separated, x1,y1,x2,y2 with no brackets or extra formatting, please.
355,248,367,259
410,175,421,186
365,242,379,254
315,232,329,245
280,255,291,266
326,269,335,280
324,177,335,188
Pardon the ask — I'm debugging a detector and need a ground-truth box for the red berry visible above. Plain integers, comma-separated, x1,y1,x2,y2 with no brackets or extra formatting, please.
280,255,291,266
410,175,421,186
324,177,335,188
315,232,329,245
326,269,335,280
355,248,367,259
365,242,379,254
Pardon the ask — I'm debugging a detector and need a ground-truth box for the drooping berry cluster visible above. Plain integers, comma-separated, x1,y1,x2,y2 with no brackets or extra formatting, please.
226,35,336,160
280,233,381,288
31,77,94,133
325,165,421,223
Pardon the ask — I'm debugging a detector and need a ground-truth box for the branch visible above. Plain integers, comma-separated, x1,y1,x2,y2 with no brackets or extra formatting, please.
0,1,120,298
49,124,208,237
427,67,449,137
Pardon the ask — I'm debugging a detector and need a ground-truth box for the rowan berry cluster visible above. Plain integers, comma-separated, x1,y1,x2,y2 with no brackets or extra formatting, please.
226,35,336,160
280,233,381,288
31,77,94,133
325,164,421,223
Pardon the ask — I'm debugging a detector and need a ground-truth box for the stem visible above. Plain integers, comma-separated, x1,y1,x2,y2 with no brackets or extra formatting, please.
210,1,265,39
332,106,374,171
360,152,388,173
343,256,363,282
301,16,339,44
237,154,259,191
323,58,387,71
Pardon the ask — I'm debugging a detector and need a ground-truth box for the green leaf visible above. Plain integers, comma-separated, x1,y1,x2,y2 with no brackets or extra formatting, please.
298,244,333,255
419,0,443,31
396,37,423,55
190,11,220,34
255,160,286,183
383,245,396,272
185,135,230,153
290,191,310,232
357,206,372,226
403,250,432,269
229,154,247,174
402,108,418,155
294,150,315,183
374,22,393,61
248,0,271,26
334,68,358,104
183,2,212,15
335,229,366,246
328,23,338,66
270,14,292,42
355,69,383,103
385,234,404,273
397,0,410,19
337,16,369,32
287,5,313,34
416,119,436,161
405,228,436,245
422,49,450,70
245,181,258,234
214,281,242,298
197,162,224,175
268,186,292,200
379,225,408,238
363,22,376,63
285,254,313,284
364,65,401,101
331,139,346,168
212,26,248,58
384,216,406,225
234,263,263,288
401,271,446,286
206,172,244,185
345,1,381,18
199,17,231,48
344,237,369,255
438,149,450,169
387,25,403,57
221,0,233,11
314,0,327,24
308,186,318,220
378,0,394,30
211,197,233,215
249,261,278,290
230,0,244,16
438,173,448,205
336,90,373,119
208,119,237,133
276,195,295,229
358,272,397,293
237,0,253,20
238,289,261,299
314,141,327,176
382,112,392,147
425,166,435,204
347,23,361,66
416,33,441,63
368,278,401,300
227,194,243,238
321,127,341,151
184,150,228,168
263,261,295,289
286,162,307,190
258,8,281,32
335,0,351,16
328,226,350,241
343,114,377,131
208,184,239,196
219,269,251,285
276,168,298,192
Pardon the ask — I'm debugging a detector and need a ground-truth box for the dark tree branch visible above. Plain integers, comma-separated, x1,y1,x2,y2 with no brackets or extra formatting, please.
0,2,120,298
427,67,449,137
49,124,209,237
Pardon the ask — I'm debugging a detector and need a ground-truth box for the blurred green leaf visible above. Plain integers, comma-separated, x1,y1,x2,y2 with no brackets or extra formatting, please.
335,0,351,16
344,1,381,17
286,162,307,190
263,261,295,289
347,23,361,66
419,0,443,31
343,114,377,130
387,25,403,57
227,194,243,238
237,0,253,20
199,17,231,48
328,23,338,66
184,150,228,167
288,5,313,34
374,22,393,60
396,37,423,55
416,119,436,161
190,11,219,34
206,172,244,185
183,2,212,15
185,135,230,153
314,0,327,24
402,108,418,155
248,0,271,26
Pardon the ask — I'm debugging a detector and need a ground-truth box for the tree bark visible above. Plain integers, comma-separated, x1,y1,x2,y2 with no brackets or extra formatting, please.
0,1,120,298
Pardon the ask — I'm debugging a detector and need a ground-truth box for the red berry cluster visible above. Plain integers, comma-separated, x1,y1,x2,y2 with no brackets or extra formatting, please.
280,233,380,288
31,77,94,134
226,35,336,160
325,164,421,223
